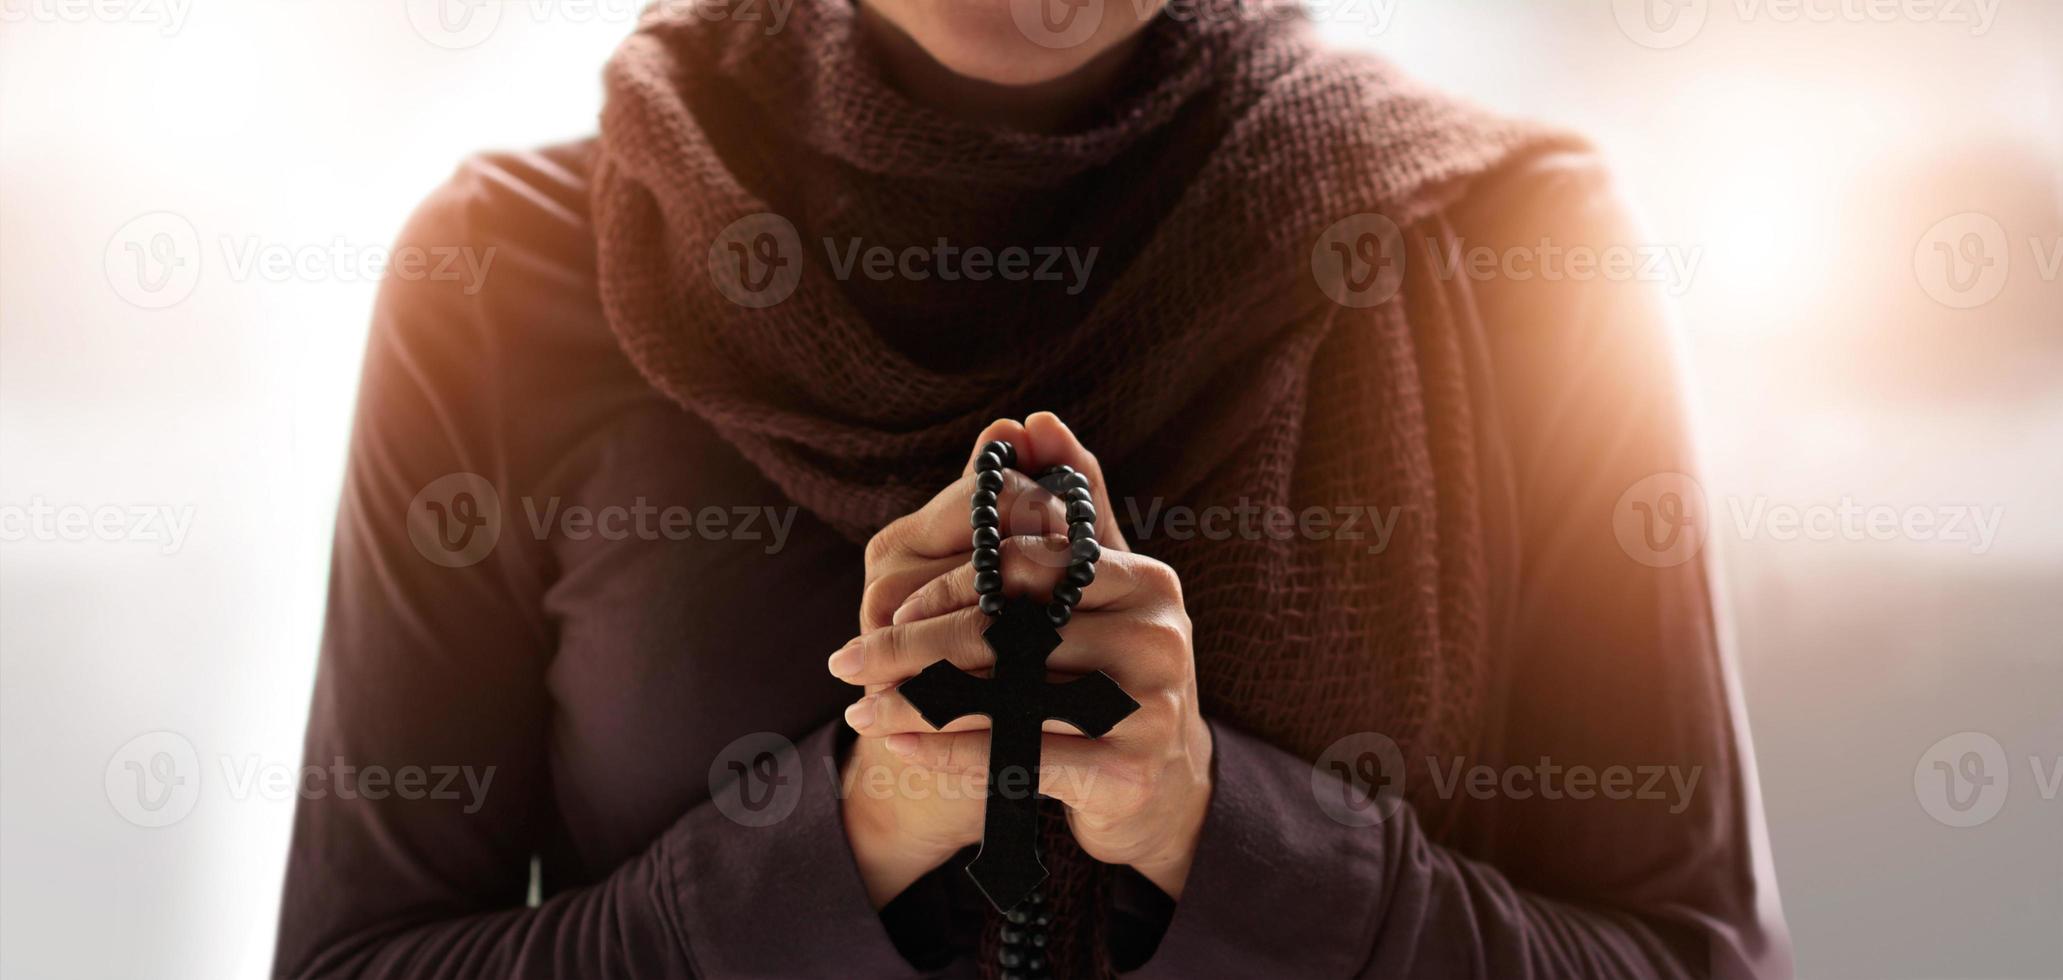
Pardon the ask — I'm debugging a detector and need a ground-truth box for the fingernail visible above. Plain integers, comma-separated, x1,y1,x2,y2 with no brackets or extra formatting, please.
827,641,863,678
844,696,877,729
890,598,917,626
886,733,920,758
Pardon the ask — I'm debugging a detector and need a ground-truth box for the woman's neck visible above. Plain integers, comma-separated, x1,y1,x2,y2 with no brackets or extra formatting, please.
856,5,1145,134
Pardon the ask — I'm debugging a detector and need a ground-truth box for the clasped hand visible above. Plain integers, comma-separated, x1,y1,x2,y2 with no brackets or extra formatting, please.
832,413,1213,907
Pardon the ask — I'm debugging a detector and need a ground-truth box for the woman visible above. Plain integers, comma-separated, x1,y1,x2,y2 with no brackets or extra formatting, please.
275,0,1789,976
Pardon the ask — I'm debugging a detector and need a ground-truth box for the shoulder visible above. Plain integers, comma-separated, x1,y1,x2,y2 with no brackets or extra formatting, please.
366,138,618,385
408,140,596,246
1436,148,1675,335
353,138,648,485
1449,150,1639,249
385,139,599,332
1222,30,1593,231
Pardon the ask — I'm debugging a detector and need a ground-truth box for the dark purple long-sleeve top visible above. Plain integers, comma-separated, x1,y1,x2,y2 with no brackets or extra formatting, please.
273,141,1789,978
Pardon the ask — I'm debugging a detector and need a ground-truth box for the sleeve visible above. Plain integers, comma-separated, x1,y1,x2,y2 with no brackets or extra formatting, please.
1128,153,1790,979
271,161,913,979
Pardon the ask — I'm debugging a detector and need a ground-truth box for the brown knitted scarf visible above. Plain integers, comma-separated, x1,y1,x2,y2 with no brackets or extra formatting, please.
594,1,1574,974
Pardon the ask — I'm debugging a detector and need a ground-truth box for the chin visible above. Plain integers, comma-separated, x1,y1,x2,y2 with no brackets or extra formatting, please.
884,0,1143,87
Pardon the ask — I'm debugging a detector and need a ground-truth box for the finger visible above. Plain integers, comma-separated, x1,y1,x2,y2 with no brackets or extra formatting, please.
884,731,1147,813
962,418,1029,477
846,689,1106,738
830,605,1185,689
892,543,1175,625
1021,412,1128,551
862,467,1066,578
860,551,960,633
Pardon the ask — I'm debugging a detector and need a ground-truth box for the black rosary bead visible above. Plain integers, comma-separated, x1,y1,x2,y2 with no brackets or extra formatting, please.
1057,472,1090,493
1067,521,1095,542
1063,486,1092,505
972,489,998,510
1046,603,1072,628
971,506,1000,529
973,526,1001,550
973,548,1001,572
976,469,1004,493
983,440,1017,469
1052,583,1082,608
1070,538,1101,563
975,570,1004,595
1065,499,1096,524
974,450,1003,473
979,593,1007,616
1065,562,1095,587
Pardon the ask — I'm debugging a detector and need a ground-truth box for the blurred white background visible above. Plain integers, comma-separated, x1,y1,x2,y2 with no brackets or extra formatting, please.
2,2,2059,977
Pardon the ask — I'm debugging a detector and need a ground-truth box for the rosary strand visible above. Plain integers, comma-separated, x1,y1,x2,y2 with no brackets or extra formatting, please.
968,438,1099,979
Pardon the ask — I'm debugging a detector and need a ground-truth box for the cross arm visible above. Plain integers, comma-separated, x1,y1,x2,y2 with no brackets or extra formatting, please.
896,660,993,730
1044,671,1141,739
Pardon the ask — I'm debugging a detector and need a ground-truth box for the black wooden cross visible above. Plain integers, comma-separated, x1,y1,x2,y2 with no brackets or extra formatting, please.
896,596,1140,912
